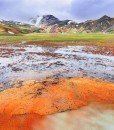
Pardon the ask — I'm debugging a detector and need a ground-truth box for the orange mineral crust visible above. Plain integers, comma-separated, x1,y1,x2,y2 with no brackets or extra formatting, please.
0,77,114,130
0,78,114,115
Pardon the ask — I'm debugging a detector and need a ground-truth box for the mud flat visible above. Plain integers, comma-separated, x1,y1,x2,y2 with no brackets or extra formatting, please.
0,78,114,130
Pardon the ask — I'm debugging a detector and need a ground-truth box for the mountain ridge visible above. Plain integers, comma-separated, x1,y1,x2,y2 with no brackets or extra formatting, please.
0,15,114,34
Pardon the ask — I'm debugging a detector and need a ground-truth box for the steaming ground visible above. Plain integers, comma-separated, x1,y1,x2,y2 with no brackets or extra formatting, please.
33,103,114,130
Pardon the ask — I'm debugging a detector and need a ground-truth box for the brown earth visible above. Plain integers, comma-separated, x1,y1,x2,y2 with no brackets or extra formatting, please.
0,77,114,130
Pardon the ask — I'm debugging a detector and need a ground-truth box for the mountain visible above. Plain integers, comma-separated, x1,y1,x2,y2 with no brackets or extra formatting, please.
0,21,20,35
40,15,59,26
79,15,114,32
0,19,41,35
29,15,59,26
29,14,114,33
29,15,73,27
0,15,114,34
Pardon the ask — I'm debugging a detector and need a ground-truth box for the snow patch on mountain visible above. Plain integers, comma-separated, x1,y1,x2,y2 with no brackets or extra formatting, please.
29,15,43,27
35,16,43,26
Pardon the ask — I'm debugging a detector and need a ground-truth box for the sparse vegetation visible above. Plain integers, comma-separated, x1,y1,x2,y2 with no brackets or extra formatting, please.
0,33,114,46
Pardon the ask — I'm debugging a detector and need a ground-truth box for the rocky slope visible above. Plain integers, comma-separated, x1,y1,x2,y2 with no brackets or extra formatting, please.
0,15,114,34
29,15,71,26
79,15,114,32
29,15,114,33
0,19,39,35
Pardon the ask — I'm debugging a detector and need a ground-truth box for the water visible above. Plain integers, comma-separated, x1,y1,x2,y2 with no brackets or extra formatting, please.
0,44,114,90
33,103,114,130
0,44,114,130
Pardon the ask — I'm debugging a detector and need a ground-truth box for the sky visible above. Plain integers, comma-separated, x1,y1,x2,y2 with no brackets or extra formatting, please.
0,0,114,22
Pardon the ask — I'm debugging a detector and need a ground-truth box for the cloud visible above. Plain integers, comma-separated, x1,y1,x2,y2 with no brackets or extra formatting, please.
0,0,113,21
70,0,114,21
0,0,73,21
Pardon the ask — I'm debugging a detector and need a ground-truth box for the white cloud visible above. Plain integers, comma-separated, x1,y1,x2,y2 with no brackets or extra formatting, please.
0,0,73,20
0,0,113,21
70,0,114,21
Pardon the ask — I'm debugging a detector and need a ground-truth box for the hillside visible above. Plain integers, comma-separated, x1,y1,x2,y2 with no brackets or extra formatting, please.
0,15,114,34
79,15,114,32
0,20,40,35
0,22,20,35
29,15,114,33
